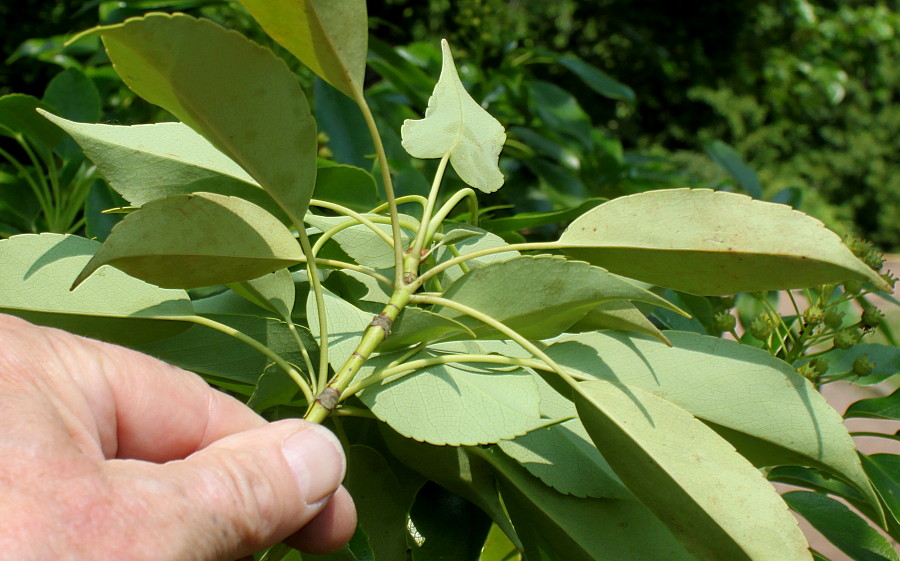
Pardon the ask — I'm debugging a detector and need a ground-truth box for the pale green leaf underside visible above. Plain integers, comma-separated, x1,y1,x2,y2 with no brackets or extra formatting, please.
305,213,415,270
236,0,367,99
37,113,266,203
229,268,296,320
439,255,684,340
569,300,669,344
482,447,697,561
85,13,316,222
559,188,889,295
358,349,543,445
547,330,878,509
575,380,812,561
0,234,192,345
307,287,372,371
401,39,506,193
433,228,520,284
74,193,303,289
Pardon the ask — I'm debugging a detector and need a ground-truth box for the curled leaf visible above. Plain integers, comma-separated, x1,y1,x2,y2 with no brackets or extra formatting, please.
401,39,506,193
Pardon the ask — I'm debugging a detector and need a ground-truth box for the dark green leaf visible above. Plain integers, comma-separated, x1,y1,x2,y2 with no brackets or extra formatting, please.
410,482,492,561
845,390,900,420
555,53,636,103
704,140,763,199
783,491,899,561
314,165,379,212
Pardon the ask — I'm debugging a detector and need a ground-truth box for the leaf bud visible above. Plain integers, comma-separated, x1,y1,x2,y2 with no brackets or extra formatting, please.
803,305,824,327
810,358,829,376
852,355,875,377
833,328,861,350
713,311,737,333
842,280,863,295
795,362,819,383
824,309,845,329
861,307,884,329
749,314,774,340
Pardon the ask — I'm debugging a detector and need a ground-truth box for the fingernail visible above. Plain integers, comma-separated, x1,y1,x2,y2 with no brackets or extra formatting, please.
281,424,345,505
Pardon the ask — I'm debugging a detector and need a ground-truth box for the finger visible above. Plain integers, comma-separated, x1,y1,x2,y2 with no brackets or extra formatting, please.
106,420,350,559
285,486,357,554
0,314,266,462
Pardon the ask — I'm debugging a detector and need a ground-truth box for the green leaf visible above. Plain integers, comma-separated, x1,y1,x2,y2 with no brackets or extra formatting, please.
345,446,417,561
480,446,697,561
845,389,900,420
380,307,474,352
246,364,299,413
237,0,367,100
82,13,317,222
73,193,303,289
433,228,519,284
0,233,192,345
409,483,492,561
313,79,373,169
860,454,900,535
439,255,683,340
314,165,379,212
358,349,543,445
479,197,606,235
136,313,316,385
547,331,879,511
497,417,628,499
305,213,413,270
555,53,636,103
821,344,900,385
42,69,101,125
575,380,812,561
37,113,285,213
559,189,890,295
783,491,900,561
307,287,372,372
380,427,521,548
401,39,506,193
477,524,519,561
567,300,670,344
704,140,764,199
229,269,296,321
0,94,65,150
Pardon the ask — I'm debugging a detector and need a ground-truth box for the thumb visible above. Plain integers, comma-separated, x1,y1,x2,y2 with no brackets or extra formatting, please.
108,419,350,561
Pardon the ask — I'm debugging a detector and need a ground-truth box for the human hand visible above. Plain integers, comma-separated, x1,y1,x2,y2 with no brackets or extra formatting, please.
0,314,356,560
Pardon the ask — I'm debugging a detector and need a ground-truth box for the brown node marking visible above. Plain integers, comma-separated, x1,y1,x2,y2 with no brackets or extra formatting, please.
315,386,340,411
369,313,393,336
403,271,417,285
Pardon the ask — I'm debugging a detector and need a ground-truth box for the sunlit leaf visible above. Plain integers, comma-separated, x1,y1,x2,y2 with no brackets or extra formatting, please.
0,233,192,345
547,331,879,511
358,349,543,445
229,268,296,320
567,300,669,344
80,14,316,222
439,255,683,340
73,193,303,289
559,189,890,295
401,39,506,193
481,446,697,561
307,287,371,371
575,380,812,561
237,0,367,100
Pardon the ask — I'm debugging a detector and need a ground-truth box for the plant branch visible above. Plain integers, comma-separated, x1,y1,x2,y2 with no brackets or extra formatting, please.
411,241,563,289
411,152,451,257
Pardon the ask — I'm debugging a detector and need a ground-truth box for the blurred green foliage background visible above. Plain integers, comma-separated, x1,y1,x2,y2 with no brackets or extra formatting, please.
1,0,897,249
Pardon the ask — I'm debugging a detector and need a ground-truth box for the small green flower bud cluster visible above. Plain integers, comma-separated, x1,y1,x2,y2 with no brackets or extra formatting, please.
833,328,861,350
846,236,885,271
852,355,876,377
749,313,774,340
713,311,737,333
861,307,884,329
824,309,845,329
803,305,824,327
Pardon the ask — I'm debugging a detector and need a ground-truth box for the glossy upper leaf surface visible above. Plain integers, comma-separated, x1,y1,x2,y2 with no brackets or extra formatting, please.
401,40,506,193
559,189,890,295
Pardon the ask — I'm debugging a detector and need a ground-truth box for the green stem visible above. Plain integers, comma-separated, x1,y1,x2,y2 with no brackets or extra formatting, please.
286,320,317,390
344,353,549,397
314,258,392,287
425,188,478,243
308,199,395,250
368,195,428,214
0,145,51,222
357,96,405,285
304,287,414,423
412,152,451,257
332,405,378,419
411,241,562,290
178,314,314,404
408,294,579,389
293,221,330,394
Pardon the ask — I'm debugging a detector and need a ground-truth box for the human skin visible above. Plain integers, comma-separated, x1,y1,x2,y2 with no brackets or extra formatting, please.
0,314,356,560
